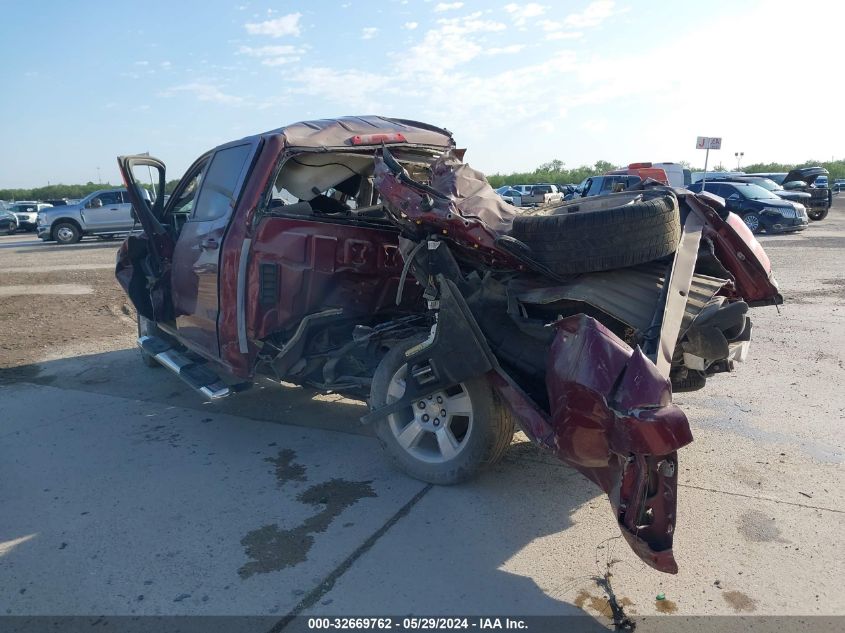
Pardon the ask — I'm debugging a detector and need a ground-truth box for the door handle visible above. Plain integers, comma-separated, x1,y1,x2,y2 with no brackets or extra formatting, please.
110,207,119,211
200,238,219,250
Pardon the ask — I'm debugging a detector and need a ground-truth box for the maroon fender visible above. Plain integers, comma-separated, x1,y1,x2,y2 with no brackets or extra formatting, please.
493,314,693,573
686,194,781,305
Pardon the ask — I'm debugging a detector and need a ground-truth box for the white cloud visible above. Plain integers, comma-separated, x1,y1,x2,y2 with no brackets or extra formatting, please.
404,21,419,30
244,13,302,37
545,30,583,40
582,118,608,133
134,60,149,66
505,2,546,16
162,82,244,106
361,27,379,40
284,67,395,111
160,60,172,69
434,2,463,11
564,1,615,28
504,2,546,26
238,44,303,65
487,44,524,55
403,12,507,74
540,18,584,40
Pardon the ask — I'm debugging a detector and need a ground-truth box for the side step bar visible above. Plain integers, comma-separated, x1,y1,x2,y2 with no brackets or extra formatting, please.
138,335,231,400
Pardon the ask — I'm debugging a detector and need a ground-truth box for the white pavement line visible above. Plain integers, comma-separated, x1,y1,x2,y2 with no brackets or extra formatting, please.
2,264,114,273
679,483,844,514
0,284,92,296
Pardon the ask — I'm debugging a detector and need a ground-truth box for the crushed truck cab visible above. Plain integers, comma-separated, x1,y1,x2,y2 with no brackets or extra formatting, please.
116,116,781,573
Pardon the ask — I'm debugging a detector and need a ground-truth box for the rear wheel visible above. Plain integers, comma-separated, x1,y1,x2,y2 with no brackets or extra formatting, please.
741,212,763,234
807,208,829,221
53,222,81,244
6,220,16,235
370,340,514,485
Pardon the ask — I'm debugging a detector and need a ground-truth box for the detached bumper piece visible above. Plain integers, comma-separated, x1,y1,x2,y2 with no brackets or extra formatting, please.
544,315,693,573
138,335,231,400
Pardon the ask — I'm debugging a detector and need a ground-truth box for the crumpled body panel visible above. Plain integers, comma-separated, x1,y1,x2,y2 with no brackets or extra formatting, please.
494,314,693,573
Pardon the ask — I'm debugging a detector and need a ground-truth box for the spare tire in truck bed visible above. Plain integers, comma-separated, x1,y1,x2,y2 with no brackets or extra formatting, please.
509,190,681,275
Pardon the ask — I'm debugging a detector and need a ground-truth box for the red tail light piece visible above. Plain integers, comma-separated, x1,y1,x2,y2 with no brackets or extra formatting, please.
349,133,407,145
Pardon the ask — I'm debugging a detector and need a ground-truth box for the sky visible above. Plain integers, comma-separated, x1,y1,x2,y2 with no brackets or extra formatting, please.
2,0,844,188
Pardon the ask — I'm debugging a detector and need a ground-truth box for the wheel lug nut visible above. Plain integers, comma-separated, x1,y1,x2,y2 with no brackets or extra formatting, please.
440,409,446,416
427,395,432,400
422,414,429,422
436,396,443,404
433,418,440,426
417,401,426,409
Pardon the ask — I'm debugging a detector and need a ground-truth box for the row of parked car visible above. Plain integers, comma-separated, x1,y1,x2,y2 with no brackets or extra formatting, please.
0,188,147,242
0,162,837,243
494,162,835,234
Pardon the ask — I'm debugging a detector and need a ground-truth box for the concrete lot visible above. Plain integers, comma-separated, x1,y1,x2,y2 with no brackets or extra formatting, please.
1,203,844,629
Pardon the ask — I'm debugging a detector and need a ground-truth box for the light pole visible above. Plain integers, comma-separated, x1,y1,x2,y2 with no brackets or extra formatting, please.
97,167,102,184
734,152,744,170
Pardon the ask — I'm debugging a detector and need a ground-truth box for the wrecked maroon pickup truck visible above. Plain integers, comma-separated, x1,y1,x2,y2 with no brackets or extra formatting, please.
116,116,781,574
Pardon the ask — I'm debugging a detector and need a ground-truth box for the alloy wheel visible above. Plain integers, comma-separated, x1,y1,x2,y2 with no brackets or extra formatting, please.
743,213,761,233
385,366,474,465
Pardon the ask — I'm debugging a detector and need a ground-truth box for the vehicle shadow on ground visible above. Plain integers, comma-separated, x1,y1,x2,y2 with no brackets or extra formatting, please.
0,348,371,435
1,350,624,625
324,439,637,621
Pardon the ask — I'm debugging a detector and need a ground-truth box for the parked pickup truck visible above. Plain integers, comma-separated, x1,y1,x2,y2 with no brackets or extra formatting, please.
115,115,782,574
519,183,563,206
37,188,144,244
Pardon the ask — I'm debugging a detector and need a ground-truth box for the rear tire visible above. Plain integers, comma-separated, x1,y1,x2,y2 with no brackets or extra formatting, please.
370,340,514,485
509,190,681,274
807,208,829,221
53,222,81,244
6,221,16,235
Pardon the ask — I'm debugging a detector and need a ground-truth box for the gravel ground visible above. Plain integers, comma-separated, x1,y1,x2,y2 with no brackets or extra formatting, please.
0,236,136,375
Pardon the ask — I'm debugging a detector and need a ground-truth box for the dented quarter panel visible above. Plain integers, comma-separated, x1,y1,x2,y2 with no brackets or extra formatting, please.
493,314,692,573
686,194,781,305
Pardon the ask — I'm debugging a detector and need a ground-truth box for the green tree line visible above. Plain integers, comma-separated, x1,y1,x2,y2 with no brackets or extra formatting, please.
0,180,181,202
486,157,845,188
741,159,845,180
485,159,619,189
4,157,843,202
